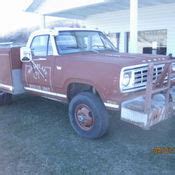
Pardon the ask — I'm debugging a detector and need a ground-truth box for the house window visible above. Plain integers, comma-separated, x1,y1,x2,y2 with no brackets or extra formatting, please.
106,33,120,51
126,29,167,55
138,29,167,55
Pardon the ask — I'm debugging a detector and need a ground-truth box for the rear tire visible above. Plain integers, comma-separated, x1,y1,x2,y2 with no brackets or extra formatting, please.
69,92,109,139
0,91,12,105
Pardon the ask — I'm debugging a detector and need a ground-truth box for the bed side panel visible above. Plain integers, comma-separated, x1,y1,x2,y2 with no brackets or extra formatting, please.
10,47,24,94
11,47,22,69
0,48,13,93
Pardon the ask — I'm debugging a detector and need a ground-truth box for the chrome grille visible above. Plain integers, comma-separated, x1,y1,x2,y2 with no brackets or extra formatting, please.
134,64,164,88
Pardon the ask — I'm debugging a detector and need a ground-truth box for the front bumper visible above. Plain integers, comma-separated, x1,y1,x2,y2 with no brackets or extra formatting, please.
120,88,175,129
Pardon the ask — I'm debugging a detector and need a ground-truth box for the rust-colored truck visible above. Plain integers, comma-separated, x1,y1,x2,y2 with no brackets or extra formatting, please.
0,28,175,138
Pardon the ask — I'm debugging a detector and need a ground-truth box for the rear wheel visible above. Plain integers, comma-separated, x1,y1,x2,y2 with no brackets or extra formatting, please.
69,92,109,139
0,91,12,105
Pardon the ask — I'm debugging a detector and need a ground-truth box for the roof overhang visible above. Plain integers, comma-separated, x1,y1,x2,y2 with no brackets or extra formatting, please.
26,0,175,19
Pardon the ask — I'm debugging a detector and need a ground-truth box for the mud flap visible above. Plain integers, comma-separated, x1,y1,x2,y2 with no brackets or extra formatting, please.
121,94,174,129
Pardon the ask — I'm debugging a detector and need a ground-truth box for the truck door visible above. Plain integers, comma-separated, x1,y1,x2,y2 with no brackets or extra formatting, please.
23,35,55,92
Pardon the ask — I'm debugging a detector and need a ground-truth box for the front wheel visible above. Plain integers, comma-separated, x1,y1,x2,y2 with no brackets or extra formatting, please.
69,92,109,139
0,91,12,105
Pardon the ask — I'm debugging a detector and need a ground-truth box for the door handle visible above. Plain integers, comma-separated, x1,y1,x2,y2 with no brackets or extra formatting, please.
56,66,62,70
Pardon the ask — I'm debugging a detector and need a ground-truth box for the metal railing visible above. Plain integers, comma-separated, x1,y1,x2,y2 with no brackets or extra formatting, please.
144,59,175,113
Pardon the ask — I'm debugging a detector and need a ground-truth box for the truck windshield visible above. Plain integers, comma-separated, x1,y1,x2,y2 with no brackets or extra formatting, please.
55,31,117,54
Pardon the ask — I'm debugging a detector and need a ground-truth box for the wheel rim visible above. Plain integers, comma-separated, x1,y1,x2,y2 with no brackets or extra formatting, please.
75,104,94,131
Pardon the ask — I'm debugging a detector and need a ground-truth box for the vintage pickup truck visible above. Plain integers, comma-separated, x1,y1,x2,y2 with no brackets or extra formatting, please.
0,28,175,138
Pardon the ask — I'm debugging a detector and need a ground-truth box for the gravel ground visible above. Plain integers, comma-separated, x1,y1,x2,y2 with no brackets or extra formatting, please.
0,95,174,175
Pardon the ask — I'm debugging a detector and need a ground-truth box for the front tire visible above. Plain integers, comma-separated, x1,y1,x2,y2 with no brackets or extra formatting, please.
0,91,12,105
69,92,109,139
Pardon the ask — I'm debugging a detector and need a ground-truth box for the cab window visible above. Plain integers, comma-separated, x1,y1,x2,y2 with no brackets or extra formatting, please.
55,31,116,55
30,35,53,57
56,32,78,54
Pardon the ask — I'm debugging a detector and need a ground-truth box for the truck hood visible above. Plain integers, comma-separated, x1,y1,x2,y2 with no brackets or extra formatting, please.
70,51,170,67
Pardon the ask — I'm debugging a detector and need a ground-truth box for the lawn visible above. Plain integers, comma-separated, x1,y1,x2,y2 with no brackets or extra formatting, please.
0,95,174,175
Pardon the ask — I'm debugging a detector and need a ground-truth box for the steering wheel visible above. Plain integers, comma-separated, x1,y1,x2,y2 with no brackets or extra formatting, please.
91,45,105,49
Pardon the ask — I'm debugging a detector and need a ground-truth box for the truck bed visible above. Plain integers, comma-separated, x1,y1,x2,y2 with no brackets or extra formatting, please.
0,47,24,94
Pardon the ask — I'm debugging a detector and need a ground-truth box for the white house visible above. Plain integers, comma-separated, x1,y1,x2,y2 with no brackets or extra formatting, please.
26,0,175,56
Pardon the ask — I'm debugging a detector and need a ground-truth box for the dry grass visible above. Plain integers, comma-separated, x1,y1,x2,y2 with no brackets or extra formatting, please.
0,94,174,175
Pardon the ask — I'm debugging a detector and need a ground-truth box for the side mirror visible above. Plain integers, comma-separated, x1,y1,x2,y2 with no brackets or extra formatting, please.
20,47,32,62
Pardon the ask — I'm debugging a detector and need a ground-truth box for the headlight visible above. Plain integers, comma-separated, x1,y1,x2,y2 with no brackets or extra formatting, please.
120,70,134,92
172,63,175,71
122,72,131,87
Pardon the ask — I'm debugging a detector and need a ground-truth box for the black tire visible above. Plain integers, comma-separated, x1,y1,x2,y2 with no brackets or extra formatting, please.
69,92,109,139
0,91,12,106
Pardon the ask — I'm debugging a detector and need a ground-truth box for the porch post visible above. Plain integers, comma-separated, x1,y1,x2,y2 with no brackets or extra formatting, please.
129,0,138,53
167,28,175,56
119,32,125,52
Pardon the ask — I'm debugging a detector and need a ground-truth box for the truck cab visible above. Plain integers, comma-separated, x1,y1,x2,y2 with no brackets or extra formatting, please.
21,28,118,105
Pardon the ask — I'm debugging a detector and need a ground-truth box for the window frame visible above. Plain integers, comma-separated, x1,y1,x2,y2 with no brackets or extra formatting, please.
30,34,53,58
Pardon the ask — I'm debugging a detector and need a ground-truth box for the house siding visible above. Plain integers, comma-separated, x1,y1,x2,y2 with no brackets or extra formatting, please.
86,3,175,55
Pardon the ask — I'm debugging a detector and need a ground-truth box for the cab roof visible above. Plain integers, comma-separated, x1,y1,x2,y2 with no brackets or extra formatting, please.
31,27,101,36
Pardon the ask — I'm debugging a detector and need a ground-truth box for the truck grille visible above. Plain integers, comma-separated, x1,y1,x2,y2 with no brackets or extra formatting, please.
133,64,164,88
